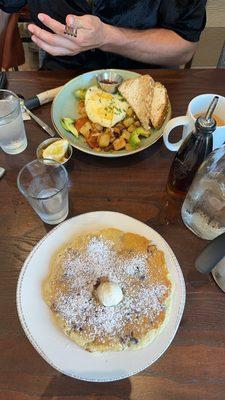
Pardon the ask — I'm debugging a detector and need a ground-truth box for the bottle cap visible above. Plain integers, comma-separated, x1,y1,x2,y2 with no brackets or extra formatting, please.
195,96,219,133
196,115,217,133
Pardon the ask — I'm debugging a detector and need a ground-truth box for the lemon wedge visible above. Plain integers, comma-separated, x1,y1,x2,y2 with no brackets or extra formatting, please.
42,140,69,162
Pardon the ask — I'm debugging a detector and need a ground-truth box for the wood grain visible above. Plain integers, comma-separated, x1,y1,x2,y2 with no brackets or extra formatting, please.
0,70,225,400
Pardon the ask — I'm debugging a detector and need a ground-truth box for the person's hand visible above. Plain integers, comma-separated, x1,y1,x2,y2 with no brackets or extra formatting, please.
28,13,106,56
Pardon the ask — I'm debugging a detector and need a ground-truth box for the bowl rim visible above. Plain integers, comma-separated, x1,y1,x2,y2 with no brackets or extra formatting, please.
36,137,73,164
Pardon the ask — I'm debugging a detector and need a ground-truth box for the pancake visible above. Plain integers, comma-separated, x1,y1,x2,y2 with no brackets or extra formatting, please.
42,228,172,352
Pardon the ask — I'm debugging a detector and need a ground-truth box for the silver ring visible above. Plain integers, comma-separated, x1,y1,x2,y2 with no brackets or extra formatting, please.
64,24,78,37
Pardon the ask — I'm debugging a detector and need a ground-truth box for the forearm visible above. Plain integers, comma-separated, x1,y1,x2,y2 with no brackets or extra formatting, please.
28,13,197,64
100,25,196,66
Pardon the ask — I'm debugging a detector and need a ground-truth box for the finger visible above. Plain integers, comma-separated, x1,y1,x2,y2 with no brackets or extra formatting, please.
31,35,81,56
28,24,60,46
38,13,65,35
31,35,76,56
66,14,86,29
66,14,76,27
28,24,74,50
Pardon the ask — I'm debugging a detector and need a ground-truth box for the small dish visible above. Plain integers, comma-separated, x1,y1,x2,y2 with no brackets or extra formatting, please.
97,71,123,94
36,138,73,165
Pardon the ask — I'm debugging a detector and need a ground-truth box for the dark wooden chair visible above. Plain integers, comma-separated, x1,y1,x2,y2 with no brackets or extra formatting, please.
0,11,25,70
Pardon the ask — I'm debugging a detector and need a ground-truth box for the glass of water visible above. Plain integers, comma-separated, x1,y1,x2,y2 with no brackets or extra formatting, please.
0,90,27,154
17,159,69,225
181,145,225,240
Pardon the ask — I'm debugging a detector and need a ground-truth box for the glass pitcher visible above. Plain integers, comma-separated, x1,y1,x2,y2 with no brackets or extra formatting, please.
181,145,225,240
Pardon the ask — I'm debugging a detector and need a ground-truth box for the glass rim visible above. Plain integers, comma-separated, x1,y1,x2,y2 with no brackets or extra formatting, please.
17,158,68,200
0,89,20,120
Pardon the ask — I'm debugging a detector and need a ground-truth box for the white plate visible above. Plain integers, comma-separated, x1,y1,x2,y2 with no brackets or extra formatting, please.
51,69,172,158
17,211,185,382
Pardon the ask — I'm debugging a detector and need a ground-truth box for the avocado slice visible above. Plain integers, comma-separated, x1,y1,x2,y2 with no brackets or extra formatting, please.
129,127,151,149
61,118,78,137
133,127,151,138
129,131,141,149
74,88,87,100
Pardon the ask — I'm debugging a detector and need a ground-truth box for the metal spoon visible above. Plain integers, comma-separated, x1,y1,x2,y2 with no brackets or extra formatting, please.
20,100,55,137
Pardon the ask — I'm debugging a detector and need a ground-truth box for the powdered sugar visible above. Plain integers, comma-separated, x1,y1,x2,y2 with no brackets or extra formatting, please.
121,254,148,276
53,235,169,342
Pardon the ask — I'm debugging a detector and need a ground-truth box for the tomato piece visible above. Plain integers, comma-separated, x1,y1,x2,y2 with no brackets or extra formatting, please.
86,134,99,149
75,117,89,132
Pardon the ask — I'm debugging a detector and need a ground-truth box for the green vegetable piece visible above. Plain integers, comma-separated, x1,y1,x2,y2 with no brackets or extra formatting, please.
133,126,151,137
129,131,141,149
74,88,87,100
61,118,74,129
117,93,126,101
129,126,151,149
61,118,78,137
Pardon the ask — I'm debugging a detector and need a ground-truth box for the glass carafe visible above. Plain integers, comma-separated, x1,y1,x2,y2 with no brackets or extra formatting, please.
181,145,225,240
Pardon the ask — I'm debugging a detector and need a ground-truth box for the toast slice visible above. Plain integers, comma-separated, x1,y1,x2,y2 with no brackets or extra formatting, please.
118,75,155,130
149,82,168,129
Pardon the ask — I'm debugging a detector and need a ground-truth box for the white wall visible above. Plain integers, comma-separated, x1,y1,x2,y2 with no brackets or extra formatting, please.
192,0,225,67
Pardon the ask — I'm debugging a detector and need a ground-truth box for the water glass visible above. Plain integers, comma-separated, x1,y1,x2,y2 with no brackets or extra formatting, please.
17,159,69,225
0,90,27,154
181,145,225,240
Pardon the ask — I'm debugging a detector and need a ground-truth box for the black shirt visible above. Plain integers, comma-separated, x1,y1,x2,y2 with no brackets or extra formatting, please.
0,0,207,70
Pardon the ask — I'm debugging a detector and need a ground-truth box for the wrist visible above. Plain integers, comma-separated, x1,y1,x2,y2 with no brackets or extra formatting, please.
99,23,126,52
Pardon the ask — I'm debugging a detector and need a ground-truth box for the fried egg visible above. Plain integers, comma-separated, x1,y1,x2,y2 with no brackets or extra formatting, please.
85,86,129,128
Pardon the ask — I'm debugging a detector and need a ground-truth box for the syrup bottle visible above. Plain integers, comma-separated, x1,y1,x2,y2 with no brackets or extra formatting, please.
167,96,219,199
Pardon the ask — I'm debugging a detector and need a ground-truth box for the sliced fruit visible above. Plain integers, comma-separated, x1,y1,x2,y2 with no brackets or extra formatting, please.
133,126,151,137
75,117,89,132
74,88,87,100
61,117,74,129
128,126,151,150
61,118,78,137
129,131,141,149
42,139,69,162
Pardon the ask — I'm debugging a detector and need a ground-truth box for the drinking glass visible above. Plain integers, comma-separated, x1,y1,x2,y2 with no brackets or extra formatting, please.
181,145,225,240
0,90,27,154
17,159,69,225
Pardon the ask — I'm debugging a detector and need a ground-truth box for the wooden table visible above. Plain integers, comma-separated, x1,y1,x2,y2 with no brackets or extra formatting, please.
1,70,225,400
